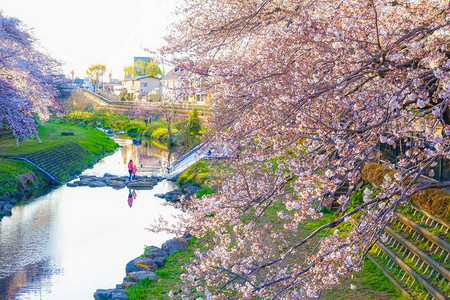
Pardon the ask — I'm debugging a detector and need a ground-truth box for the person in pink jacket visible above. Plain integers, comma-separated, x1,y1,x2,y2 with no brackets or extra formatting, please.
128,160,133,180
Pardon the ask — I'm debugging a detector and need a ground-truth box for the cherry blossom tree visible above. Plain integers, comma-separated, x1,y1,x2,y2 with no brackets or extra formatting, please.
0,12,60,141
154,0,449,298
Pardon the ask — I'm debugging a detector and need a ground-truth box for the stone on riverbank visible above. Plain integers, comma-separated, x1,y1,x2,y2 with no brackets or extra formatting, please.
128,271,157,282
110,182,127,189
125,257,158,273
93,288,128,300
88,181,107,187
144,245,169,259
94,238,189,299
155,189,183,202
162,237,189,255
152,256,165,268
155,183,201,203
127,180,157,189
67,175,163,190
182,183,201,194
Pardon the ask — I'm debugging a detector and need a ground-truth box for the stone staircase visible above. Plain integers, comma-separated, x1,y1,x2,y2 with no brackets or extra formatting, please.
4,142,94,183
367,204,449,299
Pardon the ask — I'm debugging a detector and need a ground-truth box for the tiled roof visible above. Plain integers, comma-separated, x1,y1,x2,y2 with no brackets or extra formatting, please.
123,75,161,81
161,68,182,81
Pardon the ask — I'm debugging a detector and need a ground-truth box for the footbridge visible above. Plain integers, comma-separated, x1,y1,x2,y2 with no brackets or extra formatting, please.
165,143,208,180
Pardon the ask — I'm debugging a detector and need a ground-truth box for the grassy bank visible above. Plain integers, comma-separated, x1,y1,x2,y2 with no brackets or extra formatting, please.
127,213,403,299
126,162,404,299
0,158,47,197
65,110,166,138
0,120,117,156
65,110,203,153
0,120,118,196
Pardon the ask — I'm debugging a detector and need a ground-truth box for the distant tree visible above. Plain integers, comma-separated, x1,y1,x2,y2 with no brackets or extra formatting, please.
128,102,158,120
0,12,60,141
86,64,106,92
188,108,201,138
123,60,162,79
67,89,92,112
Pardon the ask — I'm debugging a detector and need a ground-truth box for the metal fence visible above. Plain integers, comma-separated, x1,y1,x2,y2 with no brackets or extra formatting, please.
379,143,450,182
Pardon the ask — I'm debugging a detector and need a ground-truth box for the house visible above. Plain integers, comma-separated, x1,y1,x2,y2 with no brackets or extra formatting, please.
160,68,183,102
122,75,161,101
72,78,84,88
82,77,95,91
161,68,212,105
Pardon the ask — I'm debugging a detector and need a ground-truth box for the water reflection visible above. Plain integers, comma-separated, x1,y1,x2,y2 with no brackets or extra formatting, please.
83,138,173,177
0,140,179,299
127,189,137,207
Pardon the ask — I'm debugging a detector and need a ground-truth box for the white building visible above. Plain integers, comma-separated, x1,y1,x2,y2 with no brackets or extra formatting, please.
82,77,95,91
122,75,161,101
160,68,183,102
161,68,210,104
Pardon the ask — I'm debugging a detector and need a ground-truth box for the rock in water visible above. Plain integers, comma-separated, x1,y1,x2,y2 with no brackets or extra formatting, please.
93,288,128,300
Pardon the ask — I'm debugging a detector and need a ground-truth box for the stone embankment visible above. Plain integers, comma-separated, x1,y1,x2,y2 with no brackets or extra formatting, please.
67,173,164,189
0,182,49,220
93,237,189,300
93,184,200,299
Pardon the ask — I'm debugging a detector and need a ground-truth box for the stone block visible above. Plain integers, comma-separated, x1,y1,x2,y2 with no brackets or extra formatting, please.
161,237,188,254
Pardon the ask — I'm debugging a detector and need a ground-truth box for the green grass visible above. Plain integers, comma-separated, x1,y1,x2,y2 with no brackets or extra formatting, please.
177,160,212,187
0,158,47,196
321,257,407,300
0,120,117,156
195,185,215,198
126,238,198,300
0,120,118,195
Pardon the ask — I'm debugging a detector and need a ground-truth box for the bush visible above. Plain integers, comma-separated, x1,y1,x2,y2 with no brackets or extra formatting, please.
411,188,450,223
361,162,395,186
151,127,169,140
142,121,166,137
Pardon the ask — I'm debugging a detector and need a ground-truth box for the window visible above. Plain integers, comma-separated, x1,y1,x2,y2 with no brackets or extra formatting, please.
143,83,148,87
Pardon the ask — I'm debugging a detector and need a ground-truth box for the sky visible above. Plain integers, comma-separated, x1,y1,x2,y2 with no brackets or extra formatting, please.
1,0,179,80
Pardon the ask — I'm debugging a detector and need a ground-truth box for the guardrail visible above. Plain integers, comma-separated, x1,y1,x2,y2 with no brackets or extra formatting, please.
350,205,449,300
81,88,211,115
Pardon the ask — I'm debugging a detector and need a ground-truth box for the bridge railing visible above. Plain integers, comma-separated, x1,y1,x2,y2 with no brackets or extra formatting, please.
81,88,211,113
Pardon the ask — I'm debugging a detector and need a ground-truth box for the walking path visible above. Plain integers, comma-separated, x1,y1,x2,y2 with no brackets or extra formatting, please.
165,143,208,180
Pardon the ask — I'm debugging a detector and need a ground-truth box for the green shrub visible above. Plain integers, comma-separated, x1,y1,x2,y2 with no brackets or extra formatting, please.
151,127,169,140
196,185,216,198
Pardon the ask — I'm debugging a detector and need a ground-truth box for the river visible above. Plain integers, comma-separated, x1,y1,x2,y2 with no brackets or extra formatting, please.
0,138,179,299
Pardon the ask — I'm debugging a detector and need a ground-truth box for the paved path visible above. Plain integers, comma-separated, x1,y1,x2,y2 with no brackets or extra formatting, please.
166,144,208,179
